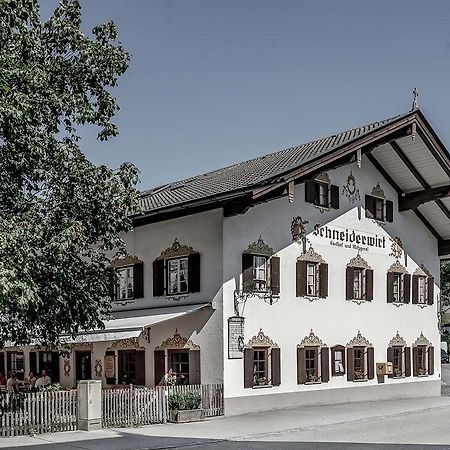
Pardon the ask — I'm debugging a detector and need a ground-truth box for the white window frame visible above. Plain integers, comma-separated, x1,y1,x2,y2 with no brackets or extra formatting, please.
418,276,427,304
353,268,366,300
253,255,267,291
374,197,384,221
333,349,345,375
392,273,404,303
117,266,135,301
353,346,367,380
166,256,189,295
317,182,329,208
306,262,319,297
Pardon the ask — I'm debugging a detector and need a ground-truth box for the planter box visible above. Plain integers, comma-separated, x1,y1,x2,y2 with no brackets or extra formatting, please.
170,409,204,423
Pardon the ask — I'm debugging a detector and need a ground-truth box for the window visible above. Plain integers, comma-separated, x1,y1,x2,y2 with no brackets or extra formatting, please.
374,197,384,221
169,350,190,385
305,347,319,382
7,352,24,380
365,194,393,222
117,266,134,301
354,347,365,380
416,346,426,375
253,255,267,291
332,348,345,376
118,350,145,385
353,268,365,300
392,346,403,378
253,348,268,386
306,263,319,296
305,180,339,209
393,274,402,302
387,271,410,304
418,276,427,304
317,183,328,208
167,257,188,295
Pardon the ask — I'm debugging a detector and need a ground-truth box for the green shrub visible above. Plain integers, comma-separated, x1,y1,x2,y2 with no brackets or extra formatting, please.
168,392,202,410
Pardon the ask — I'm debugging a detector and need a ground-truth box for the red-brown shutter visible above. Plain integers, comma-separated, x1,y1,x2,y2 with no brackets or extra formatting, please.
244,348,254,388
135,351,145,386
428,346,434,375
427,277,434,305
154,350,166,386
367,347,374,380
347,348,354,381
296,260,307,297
404,347,411,377
403,274,411,303
387,347,394,379
411,275,419,304
108,269,116,302
346,267,354,300
386,272,394,303
133,261,144,299
319,263,328,298
365,195,375,219
270,256,280,295
365,269,374,301
153,259,165,297
305,181,316,204
242,253,255,292
189,350,201,384
297,347,306,384
271,348,281,386
188,253,201,293
412,347,418,376
330,185,339,209
321,347,329,383
385,200,394,222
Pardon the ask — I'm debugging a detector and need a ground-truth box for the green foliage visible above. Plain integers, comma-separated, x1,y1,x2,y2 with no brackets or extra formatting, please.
441,261,450,300
0,0,139,347
168,392,202,411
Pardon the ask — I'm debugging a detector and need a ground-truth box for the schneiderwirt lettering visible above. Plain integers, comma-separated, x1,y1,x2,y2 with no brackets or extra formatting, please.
313,225,386,249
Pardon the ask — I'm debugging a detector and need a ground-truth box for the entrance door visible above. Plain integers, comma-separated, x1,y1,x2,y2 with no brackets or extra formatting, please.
75,351,92,381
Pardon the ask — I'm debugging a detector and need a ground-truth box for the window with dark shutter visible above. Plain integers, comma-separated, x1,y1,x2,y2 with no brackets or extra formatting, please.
427,277,434,305
270,256,280,295
385,200,394,222
242,253,255,292
297,347,306,384
367,347,374,380
346,266,354,300
108,269,116,302
153,259,165,297
387,347,394,378
296,260,307,297
305,181,316,204
428,346,434,375
365,195,375,219
321,347,329,383
403,274,411,303
189,350,201,384
412,274,419,304
188,253,201,293
244,348,254,389
365,269,373,301
347,348,354,381
330,185,339,209
386,272,394,303
404,347,411,377
134,351,145,386
154,350,165,386
319,263,328,298
271,348,281,386
133,261,144,299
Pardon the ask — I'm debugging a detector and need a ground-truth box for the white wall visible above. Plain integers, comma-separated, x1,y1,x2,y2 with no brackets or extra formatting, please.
222,156,441,400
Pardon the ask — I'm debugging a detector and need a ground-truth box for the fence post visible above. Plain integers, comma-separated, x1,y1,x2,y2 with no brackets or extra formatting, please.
77,380,102,431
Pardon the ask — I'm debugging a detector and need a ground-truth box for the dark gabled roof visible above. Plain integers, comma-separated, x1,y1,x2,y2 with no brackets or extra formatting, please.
139,111,412,214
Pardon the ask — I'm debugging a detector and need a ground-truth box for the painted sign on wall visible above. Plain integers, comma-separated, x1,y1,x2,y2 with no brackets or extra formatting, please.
228,316,245,359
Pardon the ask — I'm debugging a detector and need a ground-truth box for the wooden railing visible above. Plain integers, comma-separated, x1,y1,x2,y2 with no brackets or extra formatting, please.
0,390,77,437
102,383,224,428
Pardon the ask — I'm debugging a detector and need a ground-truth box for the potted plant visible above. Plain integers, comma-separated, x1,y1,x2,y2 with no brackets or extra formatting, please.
354,370,366,380
306,373,320,383
393,368,402,378
256,376,267,386
168,392,203,423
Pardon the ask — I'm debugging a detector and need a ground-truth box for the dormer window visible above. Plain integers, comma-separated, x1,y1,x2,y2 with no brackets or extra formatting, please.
305,173,339,210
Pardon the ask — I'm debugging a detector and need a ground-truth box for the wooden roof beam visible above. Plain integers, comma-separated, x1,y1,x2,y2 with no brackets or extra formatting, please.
439,239,450,257
399,185,450,211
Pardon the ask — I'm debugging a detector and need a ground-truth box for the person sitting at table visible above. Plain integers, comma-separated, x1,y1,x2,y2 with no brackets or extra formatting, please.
35,370,51,389
25,371,36,388
6,372,19,394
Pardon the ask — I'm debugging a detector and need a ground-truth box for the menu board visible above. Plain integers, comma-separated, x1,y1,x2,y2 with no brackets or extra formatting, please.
104,355,115,379
228,316,245,359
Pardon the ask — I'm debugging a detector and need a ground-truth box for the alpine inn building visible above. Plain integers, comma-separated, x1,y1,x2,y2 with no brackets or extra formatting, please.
2,107,450,414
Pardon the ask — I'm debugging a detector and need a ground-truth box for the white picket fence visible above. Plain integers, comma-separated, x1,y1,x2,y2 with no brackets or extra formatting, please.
0,390,77,437
102,384,224,428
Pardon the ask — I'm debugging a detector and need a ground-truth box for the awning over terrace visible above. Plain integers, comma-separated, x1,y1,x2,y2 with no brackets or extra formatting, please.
61,303,211,344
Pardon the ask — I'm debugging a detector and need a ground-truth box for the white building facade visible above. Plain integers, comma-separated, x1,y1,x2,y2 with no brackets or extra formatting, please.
2,108,450,415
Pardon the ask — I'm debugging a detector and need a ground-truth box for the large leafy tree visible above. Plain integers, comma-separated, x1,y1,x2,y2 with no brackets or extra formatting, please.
0,0,139,347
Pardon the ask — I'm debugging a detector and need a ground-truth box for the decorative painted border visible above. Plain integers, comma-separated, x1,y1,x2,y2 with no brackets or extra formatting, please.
244,236,274,256
297,246,325,263
156,329,200,350
245,329,278,348
297,330,326,348
347,253,371,269
156,238,197,260
388,332,407,347
347,331,372,348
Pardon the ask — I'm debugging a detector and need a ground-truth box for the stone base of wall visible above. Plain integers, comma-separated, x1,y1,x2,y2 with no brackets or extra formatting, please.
224,380,441,416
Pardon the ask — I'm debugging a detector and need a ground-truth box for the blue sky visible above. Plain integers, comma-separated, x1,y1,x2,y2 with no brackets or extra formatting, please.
40,0,450,190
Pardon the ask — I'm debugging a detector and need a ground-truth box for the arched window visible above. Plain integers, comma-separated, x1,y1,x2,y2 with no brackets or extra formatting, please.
387,332,410,378
346,332,374,382
297,330,329,384
412,333,434,377
387,261,410,304
346,254,373,302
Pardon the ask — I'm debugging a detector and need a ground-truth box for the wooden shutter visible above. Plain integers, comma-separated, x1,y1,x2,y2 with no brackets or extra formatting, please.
271,348,281,386
319,263,328,298
404,347,411,377
189,350,201,384
403,274,411,303
428,346,434,375
297,347,306,384
133,261,144,299
321,347,329,383
365,195,375,219
386,272,394,303
387,347,394,379
365,269,373,301
385,200,394,222
411,275,419,304
153,259,165,296
244,348,254,388
305,181,316,204
367,347,374,380
242,253,255,292
188,253,201,293
296,260,307,297
427,277,434,305
270,256,280,295
154,350,166,386
347,348,354,381
412,347,418,376
108,269,116,302
135,351,145,386
346,267,354,300
330,185,339,209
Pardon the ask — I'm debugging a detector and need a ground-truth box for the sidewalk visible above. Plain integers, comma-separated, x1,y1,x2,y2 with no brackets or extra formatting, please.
1,396,450,449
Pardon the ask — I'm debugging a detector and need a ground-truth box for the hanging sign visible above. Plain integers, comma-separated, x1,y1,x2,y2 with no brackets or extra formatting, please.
228,316,245,359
